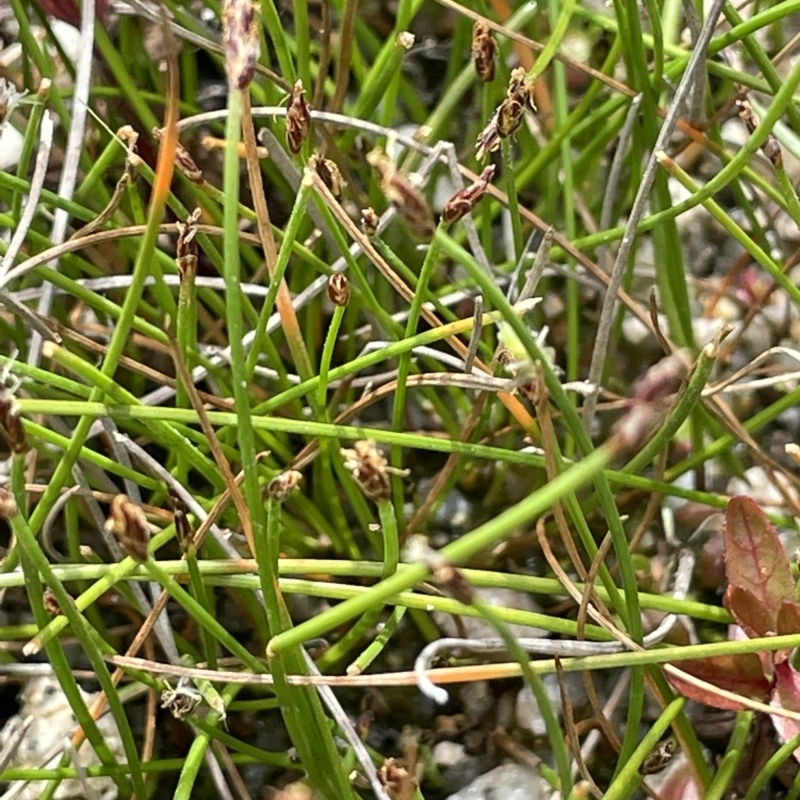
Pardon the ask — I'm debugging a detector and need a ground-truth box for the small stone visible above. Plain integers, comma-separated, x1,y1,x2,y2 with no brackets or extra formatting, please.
443,762,551,800
433,740,468,768
514,673,563,737
0,676,124,800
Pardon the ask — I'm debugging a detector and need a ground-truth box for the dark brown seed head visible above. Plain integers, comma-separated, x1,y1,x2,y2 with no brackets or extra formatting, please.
176,208,201,279
105,494,150,561
736,99,757,133
267,470,303,502
309,153,343,199
497,67,533,137
472,21,496,83
476,67,534,159
174,508,194,553
361,207,379,237
442,165,495,224
341,440,392,501
0,394,27,455
43,589,61,617
222,0,260,90
286,80,311,155
328,273,350,307
367,149,435,238
153,128,203,186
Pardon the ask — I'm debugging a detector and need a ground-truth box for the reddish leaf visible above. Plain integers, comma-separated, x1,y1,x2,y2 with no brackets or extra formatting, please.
770,661,800,762
724,497,794,621
31,0,108,26
652,756,702,800
772,601,800,665
724,584,776,638
667,653,772,710
777,601,800,636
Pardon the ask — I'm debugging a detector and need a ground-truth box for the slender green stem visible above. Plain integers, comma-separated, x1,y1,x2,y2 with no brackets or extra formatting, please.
702,712,753,800
268,444,612,654
501,138,523,262
470,591,573,796
601,697,685,800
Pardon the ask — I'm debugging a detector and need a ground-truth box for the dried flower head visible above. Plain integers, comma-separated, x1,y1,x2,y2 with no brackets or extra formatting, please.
0,393,27,455
442,165,495,224
286,80,311,155
161,681,202,720
379,758,416,799
309,153,343,199
174,508,194,555
176,208,201,279
471,21,496,83
267,470,303,502
367,149,435,238
0,80,27,125
340,440,400,501
153,128,203,183
361,207,379,236
476,67,535,160
0,488,18,519
222,0,260,90
43,589,61,617
105,494,151,561
327,273,350,307
737,98,782,168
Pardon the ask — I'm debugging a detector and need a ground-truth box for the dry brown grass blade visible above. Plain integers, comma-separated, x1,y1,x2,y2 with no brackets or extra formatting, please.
168,333,255,552
241,92,317,383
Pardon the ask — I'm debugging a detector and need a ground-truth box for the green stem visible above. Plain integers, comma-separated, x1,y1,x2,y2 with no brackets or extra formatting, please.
268,444,612,654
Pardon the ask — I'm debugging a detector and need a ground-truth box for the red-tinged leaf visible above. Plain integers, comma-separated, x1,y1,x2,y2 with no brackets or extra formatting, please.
724,496,794,620
652,755,702,800
667,653,772,710
777,600,800,635
770,661,800,762
31,0,109,26
724,584,776,638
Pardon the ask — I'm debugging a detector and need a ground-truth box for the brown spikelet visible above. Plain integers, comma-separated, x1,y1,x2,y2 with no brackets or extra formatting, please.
222,0,260,90
737,98,783,168
309,153,343,199
153,128,203,183
43,589,61,617
176,208,201,279
105,494,151,561
472,21,496,83
267,470,303,501
0,394,27,455
442,165,495,224
367,149,435,238
361,207,379,236
341,440,392,501
161,683,201,719
0,488,17,519
286,80,311,155
476,67,535,160
327,273,350,307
